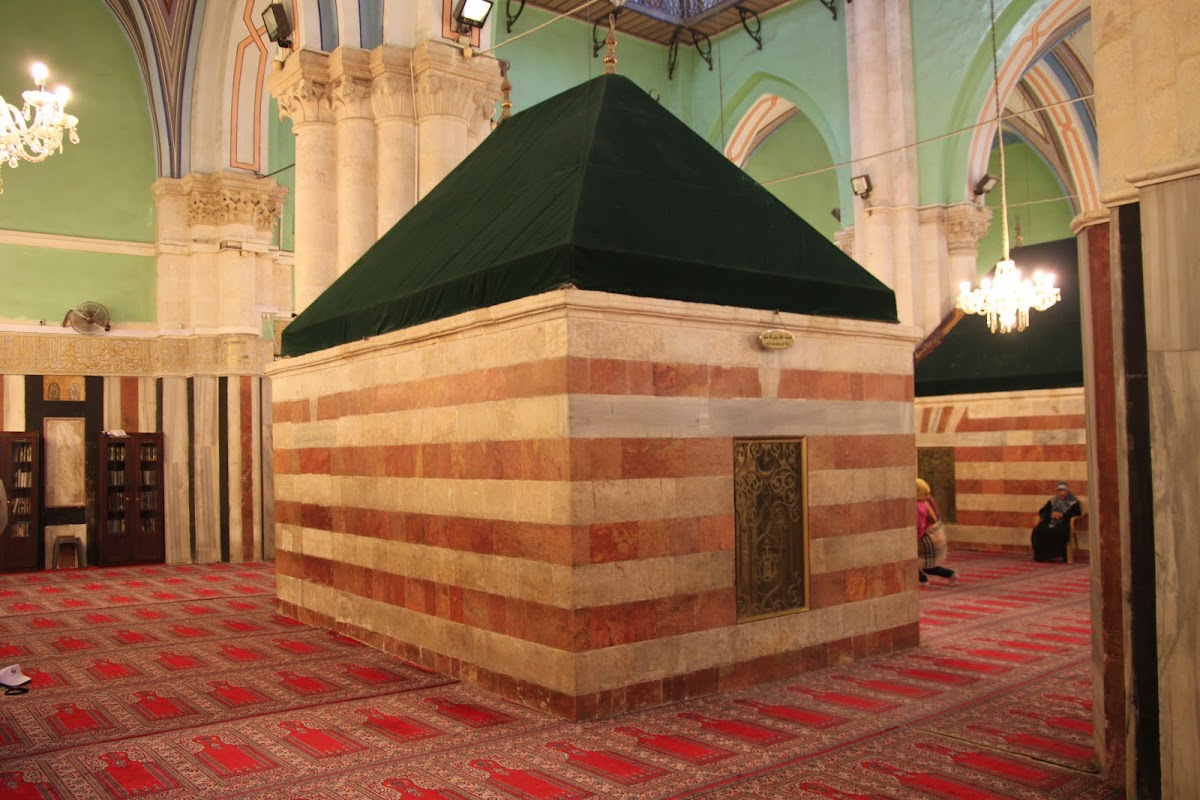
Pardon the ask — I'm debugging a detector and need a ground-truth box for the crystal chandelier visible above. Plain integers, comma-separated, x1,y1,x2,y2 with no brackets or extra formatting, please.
0,62,80,194
956,0,1059,333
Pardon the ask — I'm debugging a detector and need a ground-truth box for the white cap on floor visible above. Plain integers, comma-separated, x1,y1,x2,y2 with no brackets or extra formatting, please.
0,663,31,687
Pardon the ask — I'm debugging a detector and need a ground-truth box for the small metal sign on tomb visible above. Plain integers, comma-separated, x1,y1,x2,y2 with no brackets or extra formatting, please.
758,329,795,350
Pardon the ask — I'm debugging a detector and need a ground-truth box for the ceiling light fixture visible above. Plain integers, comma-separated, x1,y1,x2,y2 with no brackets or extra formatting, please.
972,173,999,196
850,174,872,199
0,62,80,194
956,0,1059,333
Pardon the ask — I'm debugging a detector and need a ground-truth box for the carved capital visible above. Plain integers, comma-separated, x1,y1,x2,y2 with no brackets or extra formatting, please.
172,172,288,235
834,226,855,257
411,40,502,123
332,77,373,119
944,203,993,255
275,78,335,125
329,47,374,120
369,74,412,120
370,46,415,120
268,50,334,126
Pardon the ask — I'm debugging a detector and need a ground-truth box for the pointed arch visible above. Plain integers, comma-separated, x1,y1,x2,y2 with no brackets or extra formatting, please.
954,0,1091,202
721,75,853,217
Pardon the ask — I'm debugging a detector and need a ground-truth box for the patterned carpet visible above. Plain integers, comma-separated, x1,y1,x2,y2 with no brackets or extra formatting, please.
0,552,1124,799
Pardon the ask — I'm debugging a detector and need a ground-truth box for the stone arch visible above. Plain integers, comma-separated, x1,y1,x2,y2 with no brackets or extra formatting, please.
722,75,852,217
951,0,1092,203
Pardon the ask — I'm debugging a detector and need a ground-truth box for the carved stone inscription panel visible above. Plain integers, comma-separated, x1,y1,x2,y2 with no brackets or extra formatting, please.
734,438,809,621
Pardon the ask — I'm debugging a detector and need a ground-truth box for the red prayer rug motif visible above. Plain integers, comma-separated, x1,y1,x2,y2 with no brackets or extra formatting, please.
0,555,1122,800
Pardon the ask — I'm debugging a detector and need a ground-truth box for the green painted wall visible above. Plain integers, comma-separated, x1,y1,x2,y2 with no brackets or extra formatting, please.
697,2,852,218
0,245,155,323
975,139,1073,272
268,98,296,253
743,113,840,242
0,1,156,240
0,0,157,323
493,7,689,121
492,2,851,220
911,0,1051,205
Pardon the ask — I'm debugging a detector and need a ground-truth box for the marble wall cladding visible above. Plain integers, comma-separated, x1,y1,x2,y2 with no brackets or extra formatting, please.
43,417,86,508
3,375,24,431
192,376,222,564
916,388,1089,553
269,289,921,718
1,371,266,568
162,377,192,564
1142,175,1200,798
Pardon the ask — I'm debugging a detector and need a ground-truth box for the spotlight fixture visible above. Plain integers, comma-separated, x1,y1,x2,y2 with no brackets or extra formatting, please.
850,174,872,199
262,2,294,49
454,0,494,33
973,173,999,196
830,207,842,223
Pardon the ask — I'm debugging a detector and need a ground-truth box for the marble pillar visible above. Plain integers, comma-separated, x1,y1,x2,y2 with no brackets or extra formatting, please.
371,46,418,236
944,203,992,292
845,0,921,329
330,48,379,275
153,173,289,332
1092,0,1200,794
1137,171,1200,799
162,377,191,565
269,51,337,312
1073,209,1126,777
412,41,502,198
191,375,221,564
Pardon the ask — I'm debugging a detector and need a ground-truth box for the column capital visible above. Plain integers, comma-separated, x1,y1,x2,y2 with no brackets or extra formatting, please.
154,172,288,237
370,46,416,120
329,47,374,120
943,202,992,256
1070,208,1111,236
834,226,855,257
411,40,502,123
268,49,334,126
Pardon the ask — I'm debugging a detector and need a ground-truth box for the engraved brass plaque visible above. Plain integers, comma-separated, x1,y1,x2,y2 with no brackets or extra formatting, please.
734,438,809,621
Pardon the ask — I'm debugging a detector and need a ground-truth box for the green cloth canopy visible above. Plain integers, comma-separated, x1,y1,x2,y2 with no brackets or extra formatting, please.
916,238,1083,396
282,73,897,358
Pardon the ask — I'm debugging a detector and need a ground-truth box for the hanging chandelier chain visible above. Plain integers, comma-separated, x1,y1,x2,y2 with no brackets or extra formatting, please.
989,0,1009,260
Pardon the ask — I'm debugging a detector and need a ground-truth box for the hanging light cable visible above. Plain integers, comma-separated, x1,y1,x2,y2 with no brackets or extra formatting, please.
955,0,1060,334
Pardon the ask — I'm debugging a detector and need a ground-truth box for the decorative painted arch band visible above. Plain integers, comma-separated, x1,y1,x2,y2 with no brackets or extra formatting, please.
965,0,1094,207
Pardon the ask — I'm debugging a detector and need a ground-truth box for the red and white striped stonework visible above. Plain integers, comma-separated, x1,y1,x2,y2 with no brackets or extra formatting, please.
915,388,1088,556
268,290,920,720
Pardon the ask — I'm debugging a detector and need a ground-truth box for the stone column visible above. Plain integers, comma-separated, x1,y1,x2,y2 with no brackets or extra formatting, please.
151,182,191,332
153,173,288,332
1092,0,1200,795
269,51,337,312
412,41,502,198
845,0,921,329
909,204,989,338
1072,208,1127,779
330,48,379,275
371,46,418,236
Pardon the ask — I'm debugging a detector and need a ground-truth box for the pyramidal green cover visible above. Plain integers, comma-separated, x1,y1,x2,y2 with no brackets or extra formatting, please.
282,74,897,357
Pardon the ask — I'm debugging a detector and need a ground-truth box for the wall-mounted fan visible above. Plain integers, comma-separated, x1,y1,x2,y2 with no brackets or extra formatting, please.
62,301,111,334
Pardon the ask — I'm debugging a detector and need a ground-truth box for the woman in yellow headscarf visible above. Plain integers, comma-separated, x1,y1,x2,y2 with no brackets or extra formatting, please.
917,478,957,586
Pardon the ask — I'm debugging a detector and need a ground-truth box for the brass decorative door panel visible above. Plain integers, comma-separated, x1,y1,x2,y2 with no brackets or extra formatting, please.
734,438,809,621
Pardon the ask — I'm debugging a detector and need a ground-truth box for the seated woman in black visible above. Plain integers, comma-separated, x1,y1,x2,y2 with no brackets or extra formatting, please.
1031,481,1081,562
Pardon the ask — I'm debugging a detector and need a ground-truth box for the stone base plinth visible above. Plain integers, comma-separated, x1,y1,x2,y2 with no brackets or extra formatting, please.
268,289,920,719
